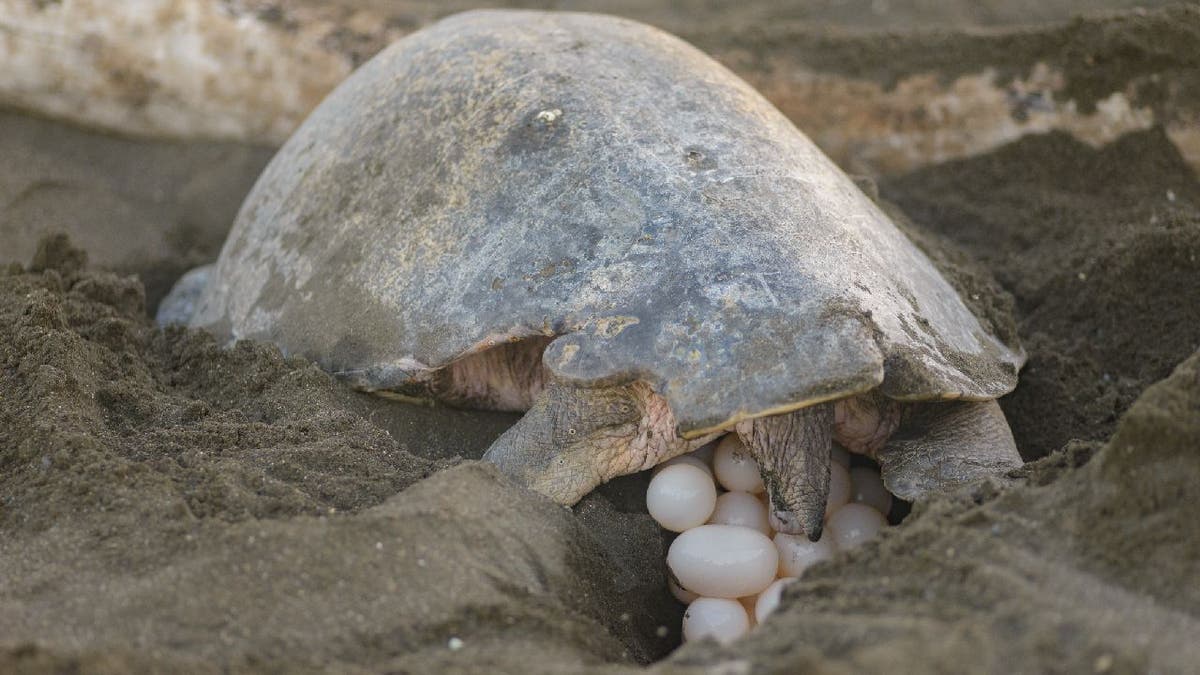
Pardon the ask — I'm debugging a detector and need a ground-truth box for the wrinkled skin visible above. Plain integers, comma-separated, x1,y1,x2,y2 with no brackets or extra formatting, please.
736,403,834,538
485,382,1021,539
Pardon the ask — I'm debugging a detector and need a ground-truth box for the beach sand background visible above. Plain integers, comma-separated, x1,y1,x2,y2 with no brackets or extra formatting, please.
1,2,1198,673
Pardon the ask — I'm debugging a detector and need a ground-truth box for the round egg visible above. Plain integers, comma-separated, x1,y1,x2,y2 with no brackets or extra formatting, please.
754,577,797,623
738,595,759,627
668,577,698,604
647,464,717,532
826,461,851,513
773,531,836,577
713,435,764,493
850,466,892,515
652,454,713,477
827,502,887,550
683,597,750,645
831,444,851,468
668,524,778,598
708,491,771,535
689,439,718,466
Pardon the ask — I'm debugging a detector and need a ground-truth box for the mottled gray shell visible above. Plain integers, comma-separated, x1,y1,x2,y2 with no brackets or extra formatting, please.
193,10,1023,436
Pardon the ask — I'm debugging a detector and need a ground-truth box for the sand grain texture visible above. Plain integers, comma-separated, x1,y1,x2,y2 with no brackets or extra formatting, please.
0,238,679,672
2,4,1199,672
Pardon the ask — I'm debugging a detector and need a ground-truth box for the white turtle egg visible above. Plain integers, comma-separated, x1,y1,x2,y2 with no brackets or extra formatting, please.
754,577,797,623
756,492,770,508
827,503,887,550
850,466,892,515
682,597,751,645
738,595,759,627
831,444,851,468
689,439,719,466
713,435,764,493
668,524,778,598
756,493,777,536
668,577,698,604
653,454,713,477
708,491,771,535
647,464,717,532
826,461,851,513
773,531,836,577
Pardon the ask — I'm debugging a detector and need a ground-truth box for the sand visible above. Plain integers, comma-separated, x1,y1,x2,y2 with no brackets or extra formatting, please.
0,236,680,671
2,3,1199,674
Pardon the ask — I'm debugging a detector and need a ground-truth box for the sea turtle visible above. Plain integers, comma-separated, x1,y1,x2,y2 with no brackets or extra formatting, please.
169,10,1024,539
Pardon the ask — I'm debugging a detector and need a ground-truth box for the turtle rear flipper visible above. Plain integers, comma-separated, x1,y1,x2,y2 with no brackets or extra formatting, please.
877,399,1021,501
737,403,834,541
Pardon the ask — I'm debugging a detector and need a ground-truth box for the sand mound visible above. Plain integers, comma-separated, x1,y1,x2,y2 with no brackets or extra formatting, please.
659,350,1200,673
0,238,680,671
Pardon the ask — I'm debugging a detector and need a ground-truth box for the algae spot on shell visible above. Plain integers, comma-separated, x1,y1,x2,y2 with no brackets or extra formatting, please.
590,316,640,338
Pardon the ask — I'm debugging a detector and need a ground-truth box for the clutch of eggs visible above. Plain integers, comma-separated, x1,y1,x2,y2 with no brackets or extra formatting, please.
647,434,894,645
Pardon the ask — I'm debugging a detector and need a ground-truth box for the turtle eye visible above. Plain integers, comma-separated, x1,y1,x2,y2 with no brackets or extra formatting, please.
567,428,577,436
